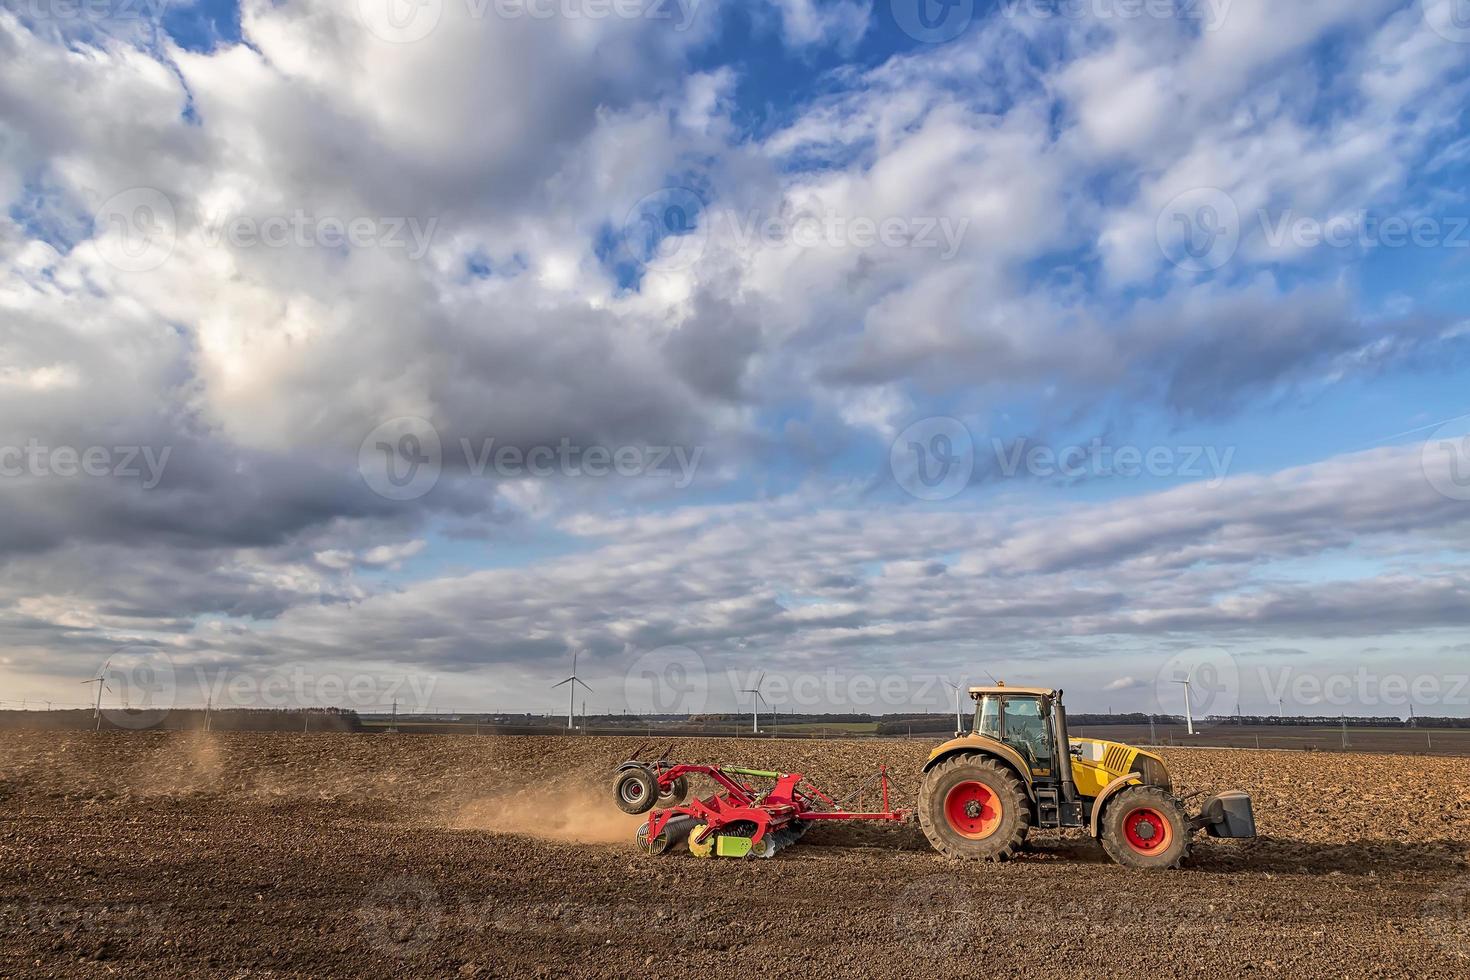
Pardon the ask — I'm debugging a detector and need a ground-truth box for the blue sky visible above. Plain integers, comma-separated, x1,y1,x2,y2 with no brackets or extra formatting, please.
2,0,1469,722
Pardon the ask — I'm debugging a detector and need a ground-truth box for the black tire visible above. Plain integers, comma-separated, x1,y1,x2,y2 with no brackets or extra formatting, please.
1099,786,1191,871
658,775,689,806
917,755,1030,861
613,767,658,815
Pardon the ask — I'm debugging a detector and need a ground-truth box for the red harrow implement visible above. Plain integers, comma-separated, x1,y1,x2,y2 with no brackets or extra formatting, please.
612,746,909,859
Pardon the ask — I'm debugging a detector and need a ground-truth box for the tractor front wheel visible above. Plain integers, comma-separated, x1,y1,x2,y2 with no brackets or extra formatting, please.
1099,786,1191,870
918,755,1029,861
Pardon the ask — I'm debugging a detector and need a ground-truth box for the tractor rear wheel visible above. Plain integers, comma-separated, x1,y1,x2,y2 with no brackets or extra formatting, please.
1099,786,1191,870
918,755,1029,861
613,768,658,815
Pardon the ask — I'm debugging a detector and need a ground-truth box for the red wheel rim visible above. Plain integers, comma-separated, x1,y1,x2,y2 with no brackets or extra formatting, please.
944,781,1003,839
1122,807,1174,853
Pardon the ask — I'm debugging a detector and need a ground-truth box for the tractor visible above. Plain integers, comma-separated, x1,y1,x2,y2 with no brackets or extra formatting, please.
918,683,1255,869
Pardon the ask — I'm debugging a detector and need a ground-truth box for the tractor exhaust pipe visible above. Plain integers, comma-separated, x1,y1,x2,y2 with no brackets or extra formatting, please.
1051,693,1079,804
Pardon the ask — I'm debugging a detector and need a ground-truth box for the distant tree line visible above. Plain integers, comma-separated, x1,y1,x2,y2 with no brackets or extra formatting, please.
0,707,363,733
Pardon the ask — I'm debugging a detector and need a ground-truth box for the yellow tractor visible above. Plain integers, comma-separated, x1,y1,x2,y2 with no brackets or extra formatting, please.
918,684,1255,869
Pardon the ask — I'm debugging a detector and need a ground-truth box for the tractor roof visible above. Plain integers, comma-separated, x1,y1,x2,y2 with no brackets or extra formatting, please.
967,684,1057,698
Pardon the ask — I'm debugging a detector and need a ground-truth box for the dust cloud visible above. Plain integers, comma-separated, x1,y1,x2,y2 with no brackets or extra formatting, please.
451,783,646,844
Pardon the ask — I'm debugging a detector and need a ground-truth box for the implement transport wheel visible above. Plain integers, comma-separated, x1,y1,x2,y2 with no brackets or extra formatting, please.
658,776,689,806
918,755,1029,861
613,768,658,815
1099,786,1191,870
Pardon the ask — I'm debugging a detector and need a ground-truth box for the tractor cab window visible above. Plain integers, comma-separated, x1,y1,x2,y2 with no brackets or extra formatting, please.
975,695,1002,739
975,694,1054,772
1003,697,1053,772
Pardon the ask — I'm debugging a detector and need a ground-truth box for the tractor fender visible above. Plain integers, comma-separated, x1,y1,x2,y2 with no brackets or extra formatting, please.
921,736,1033,793
615,761,651,773
1088,771,1143,837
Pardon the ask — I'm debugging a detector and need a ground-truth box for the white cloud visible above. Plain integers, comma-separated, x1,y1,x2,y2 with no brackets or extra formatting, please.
1,1,1468,711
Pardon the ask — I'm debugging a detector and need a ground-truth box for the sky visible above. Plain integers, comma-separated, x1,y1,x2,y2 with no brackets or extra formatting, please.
2,0,1470,724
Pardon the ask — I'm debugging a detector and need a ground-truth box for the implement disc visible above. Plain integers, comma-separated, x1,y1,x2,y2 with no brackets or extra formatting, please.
688,824,714,858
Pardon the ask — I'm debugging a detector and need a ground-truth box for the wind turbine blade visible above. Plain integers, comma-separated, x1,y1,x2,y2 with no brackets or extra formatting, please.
551,677,574,689
756,671,765,687
575,678,594,692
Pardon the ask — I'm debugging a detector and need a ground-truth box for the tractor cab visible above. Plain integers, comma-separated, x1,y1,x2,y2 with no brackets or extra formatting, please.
962,683,1086,832
971,685,1058,778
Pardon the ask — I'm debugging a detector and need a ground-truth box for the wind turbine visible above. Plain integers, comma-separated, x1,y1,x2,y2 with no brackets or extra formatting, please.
81,658,112,733
1174,673,1196,736
943,678,967,736
742,672,768,734
551,650,593,731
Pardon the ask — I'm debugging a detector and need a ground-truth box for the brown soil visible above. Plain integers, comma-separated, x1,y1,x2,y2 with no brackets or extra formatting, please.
2,732,1468,977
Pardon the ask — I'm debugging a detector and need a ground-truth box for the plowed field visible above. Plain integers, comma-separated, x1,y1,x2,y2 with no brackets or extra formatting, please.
2,732,1468,977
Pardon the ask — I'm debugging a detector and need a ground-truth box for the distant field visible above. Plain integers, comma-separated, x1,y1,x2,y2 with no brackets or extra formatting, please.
766,722,880,735
1073,723,1470,757
6,711,1466,756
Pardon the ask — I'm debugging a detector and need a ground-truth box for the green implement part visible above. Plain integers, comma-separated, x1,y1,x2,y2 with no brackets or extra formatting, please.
715,834,753,858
